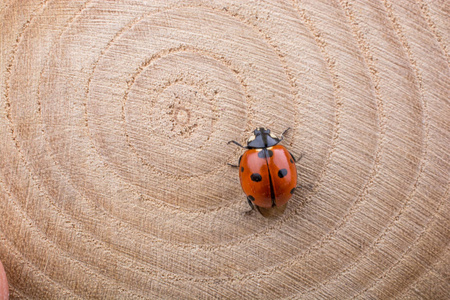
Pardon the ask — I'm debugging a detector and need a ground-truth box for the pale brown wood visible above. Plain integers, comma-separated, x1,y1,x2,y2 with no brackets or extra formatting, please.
0,1,449,299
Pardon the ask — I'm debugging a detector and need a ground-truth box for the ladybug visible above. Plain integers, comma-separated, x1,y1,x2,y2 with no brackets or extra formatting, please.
228,127,300,213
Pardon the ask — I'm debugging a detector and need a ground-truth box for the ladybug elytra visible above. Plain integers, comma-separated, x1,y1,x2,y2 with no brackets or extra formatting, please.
228,127,299,213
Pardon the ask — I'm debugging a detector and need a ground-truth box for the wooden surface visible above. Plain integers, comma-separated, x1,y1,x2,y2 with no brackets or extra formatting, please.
0,0,449,299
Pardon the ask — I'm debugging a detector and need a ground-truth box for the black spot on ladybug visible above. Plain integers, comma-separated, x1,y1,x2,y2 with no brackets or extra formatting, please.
250,173,262,182
290,158,294,163
247,195,255,201
241,166,244,172
290,187,296,194
278,169,288,178
257,149,274,159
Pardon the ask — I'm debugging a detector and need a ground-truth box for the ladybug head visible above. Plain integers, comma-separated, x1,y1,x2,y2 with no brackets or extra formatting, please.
247,127,280,148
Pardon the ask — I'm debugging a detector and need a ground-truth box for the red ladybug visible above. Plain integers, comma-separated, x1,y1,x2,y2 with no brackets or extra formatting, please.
228,127,300,212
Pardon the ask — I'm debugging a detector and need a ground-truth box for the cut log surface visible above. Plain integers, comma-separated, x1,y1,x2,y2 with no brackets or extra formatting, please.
0,1,449,299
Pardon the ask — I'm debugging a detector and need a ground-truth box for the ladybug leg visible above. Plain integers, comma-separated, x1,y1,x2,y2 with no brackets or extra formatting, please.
227,155,242,168
290,152,303,163
297,183,313,191
245,197,256,214
227,140,248,149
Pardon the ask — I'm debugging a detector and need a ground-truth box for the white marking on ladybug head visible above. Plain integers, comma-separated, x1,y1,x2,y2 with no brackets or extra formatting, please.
247,134,256,143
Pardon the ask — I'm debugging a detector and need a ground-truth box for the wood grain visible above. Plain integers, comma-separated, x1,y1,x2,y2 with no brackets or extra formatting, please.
0,0,449,299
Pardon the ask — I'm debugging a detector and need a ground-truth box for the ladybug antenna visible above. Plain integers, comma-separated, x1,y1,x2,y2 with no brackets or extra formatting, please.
279,127,291,142
227,140,248,149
